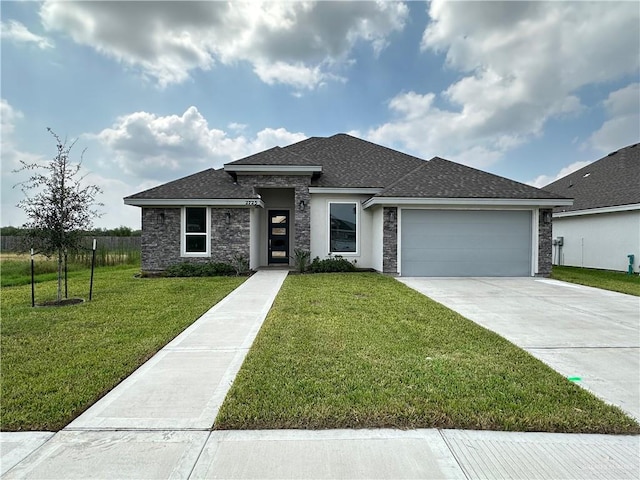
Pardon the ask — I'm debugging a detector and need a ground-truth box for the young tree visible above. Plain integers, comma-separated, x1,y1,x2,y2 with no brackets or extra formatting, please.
14,128,103,303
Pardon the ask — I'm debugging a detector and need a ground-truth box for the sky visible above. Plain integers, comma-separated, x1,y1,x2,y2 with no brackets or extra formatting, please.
1,1,639,229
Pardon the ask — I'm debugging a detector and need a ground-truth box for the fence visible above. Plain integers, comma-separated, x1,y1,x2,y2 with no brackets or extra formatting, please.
0,236,141,253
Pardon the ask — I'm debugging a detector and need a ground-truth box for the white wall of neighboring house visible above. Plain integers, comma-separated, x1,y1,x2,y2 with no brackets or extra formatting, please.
552,209,640,272
310,193,374,268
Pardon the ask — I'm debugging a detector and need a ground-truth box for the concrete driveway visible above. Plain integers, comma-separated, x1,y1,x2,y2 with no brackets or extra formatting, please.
398,277,640,421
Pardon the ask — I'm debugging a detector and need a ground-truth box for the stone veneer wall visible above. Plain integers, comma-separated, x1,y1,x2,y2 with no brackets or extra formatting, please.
236,175,311,252
537,208,553,277
140,206,250,272
141,208,181,272
382,206,398,274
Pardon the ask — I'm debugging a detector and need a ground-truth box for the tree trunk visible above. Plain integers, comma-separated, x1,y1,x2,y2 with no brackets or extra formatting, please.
57,249,63,303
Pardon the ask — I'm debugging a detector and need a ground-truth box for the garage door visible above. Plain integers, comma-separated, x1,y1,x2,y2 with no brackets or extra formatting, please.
401,210,532,277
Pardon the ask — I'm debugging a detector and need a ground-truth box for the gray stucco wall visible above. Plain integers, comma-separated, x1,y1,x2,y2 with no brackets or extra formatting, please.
538,208,553,277
382,206,398,274
140,206,250,272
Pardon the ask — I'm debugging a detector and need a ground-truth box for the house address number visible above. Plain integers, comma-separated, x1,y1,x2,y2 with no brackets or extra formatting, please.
245,200,260,206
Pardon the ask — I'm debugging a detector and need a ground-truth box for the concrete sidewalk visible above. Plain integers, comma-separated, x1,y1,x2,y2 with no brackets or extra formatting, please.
3,428,638,479
2,271,639,479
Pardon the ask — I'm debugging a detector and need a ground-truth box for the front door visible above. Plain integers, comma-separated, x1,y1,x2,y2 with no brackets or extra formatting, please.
268,210,289,264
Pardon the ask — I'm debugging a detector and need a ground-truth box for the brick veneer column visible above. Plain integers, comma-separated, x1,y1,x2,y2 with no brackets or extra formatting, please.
537,208,553,277
383,206,398,274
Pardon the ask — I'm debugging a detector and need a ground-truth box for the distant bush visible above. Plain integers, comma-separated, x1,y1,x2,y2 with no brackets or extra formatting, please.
309,255,357,273
164,261,236,277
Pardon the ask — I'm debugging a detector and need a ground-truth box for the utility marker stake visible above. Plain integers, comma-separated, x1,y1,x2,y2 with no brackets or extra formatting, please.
89,238,97,301
30,248,35,307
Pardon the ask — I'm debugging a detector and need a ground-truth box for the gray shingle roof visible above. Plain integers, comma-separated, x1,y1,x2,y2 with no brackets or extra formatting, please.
125,133,570,202
229,146,318,166
124,168,256,200
379,157,564,199
543,143,640,212
288,134,426,188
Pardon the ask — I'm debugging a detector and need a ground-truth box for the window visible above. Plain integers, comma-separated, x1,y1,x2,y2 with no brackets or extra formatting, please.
329,202,357,253
182,207,209,256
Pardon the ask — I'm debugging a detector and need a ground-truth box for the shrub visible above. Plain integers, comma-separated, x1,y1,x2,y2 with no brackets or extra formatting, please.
231,254,250,276
292,249,311,273
309,255,357,273
164,261,235,277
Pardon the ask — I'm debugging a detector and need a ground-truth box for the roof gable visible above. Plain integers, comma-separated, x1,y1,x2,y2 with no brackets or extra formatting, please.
543,143,640,212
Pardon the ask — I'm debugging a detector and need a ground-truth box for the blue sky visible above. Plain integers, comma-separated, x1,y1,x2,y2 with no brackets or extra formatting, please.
2,1,639,229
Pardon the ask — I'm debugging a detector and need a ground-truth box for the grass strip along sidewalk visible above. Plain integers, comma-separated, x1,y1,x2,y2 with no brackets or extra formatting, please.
216,273,639,434
1,267,244,431
551,265,640,296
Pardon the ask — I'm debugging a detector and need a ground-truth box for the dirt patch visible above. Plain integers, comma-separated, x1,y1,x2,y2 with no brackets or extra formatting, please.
38,298,85,307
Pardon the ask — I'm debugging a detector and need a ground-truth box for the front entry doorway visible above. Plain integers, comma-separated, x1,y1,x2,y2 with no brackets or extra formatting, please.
268,210,290,264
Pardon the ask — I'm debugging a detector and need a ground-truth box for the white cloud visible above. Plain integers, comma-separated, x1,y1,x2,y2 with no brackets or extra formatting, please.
366,1,639,168
527,161,592,189
39,1,407,89
1,20,53,49
94,106,307,181
0,99,43,171
588,83,640,153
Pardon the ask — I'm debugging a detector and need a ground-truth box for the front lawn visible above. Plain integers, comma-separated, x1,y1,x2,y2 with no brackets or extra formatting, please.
1,266,244,431
551,265,640,296
216,273,639,434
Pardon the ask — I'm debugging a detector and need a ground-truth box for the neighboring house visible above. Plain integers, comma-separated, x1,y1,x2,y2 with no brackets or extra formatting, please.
543,143,640,273
124,134,571,277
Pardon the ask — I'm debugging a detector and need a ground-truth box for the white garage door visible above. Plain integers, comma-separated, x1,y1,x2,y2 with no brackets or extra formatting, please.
401,210,532,277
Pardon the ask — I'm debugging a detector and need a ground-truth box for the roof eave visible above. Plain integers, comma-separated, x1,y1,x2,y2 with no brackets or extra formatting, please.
362,197,574,209
124,198,265,208
554,203,640,217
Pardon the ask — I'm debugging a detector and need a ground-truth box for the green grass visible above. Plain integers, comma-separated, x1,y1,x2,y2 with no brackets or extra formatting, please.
216,273,639,434
551,266,640,296
1,251,141,287
1,266,244,431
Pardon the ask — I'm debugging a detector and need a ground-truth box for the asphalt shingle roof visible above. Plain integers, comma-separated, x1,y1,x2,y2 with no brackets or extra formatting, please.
229,146,318,166
287,134,426,188
125,168,256,200
543,143,640,212
125,133,570,201
379,157,564,199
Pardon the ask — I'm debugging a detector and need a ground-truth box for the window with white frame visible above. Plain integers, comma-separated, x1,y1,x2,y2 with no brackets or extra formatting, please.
182,207,209,255
329,202,357,253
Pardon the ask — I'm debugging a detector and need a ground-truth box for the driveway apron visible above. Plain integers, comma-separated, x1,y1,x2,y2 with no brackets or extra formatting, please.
398,277,640,421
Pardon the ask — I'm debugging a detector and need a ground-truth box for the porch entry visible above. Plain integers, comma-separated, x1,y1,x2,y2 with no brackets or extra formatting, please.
268,210,290,264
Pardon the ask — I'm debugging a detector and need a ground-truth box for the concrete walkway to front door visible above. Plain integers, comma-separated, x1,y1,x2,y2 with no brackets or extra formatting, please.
66,269,289,431
398,277,640,422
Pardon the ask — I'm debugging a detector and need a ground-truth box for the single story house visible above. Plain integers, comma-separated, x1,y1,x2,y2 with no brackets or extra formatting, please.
543,143,639,273
124,134,571,277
